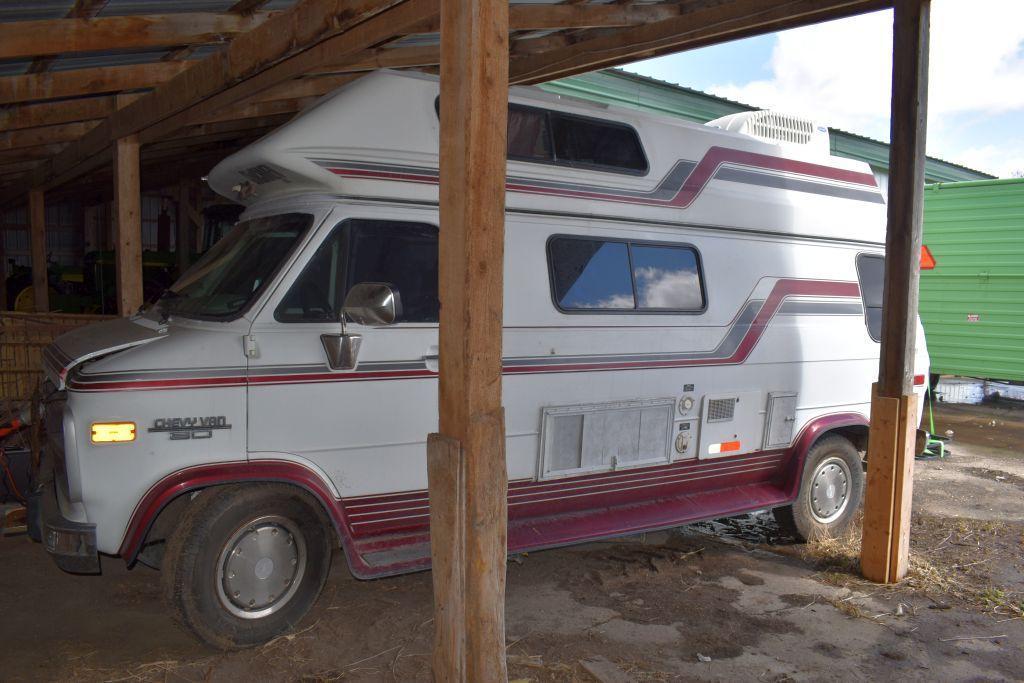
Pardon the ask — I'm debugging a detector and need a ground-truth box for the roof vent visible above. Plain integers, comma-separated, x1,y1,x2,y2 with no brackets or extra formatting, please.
706,111,830,154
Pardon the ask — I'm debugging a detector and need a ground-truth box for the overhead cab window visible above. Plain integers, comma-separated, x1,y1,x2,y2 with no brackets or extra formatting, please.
276,219,439,323
437,99,647,174
548,237,705,313
856,254,884,342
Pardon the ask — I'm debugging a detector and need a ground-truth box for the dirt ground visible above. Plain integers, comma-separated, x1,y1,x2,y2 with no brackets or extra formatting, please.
2,401,1023,682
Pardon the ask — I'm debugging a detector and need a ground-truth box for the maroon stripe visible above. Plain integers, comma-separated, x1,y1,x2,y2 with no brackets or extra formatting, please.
328,145,878,209
69,278,859,391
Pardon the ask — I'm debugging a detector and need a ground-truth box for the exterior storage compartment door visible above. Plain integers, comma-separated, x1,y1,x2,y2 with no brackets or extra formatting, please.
763,392,798,449
540,398,674,479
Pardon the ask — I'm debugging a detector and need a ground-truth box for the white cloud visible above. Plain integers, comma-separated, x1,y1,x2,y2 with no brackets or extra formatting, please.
634,266,703,309
708,1,1024,175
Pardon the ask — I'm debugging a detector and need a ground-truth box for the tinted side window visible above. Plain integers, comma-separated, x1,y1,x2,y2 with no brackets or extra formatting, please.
276,226,345,322
551,114,647,172
276,220,439,323
856,254,885,342
435,98,646,174
549,239,633,309
507,105,552,161
631,245,704,310
548,237,705,313
346,221,439,323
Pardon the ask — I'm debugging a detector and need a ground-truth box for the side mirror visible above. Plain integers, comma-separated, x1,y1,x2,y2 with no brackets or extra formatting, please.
342,283,402,326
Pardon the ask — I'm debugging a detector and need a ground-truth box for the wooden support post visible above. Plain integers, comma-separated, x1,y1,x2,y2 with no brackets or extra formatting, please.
29,188,47,312
428,0,510,681
113,135,143,316
0,213,7,311
176,182,191,274
861,0,930,584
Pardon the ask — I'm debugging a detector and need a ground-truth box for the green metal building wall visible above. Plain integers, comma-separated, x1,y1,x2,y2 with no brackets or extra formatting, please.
919,178,1024,381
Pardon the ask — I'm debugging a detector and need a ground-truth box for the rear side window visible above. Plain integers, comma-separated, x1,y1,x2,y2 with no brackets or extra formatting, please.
276,219,439,323
856,254,885,342
437,99,646,174
551,113,647,172
548,237,705,313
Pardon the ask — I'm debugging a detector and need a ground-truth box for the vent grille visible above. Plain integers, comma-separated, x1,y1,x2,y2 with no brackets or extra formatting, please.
707,398,736,423
745,111,815,145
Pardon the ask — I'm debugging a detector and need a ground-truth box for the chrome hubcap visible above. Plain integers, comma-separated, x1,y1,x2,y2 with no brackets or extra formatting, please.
809,456,851,524
217,515,306,619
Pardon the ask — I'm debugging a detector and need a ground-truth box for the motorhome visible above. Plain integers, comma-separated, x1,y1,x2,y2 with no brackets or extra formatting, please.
30,71,929,648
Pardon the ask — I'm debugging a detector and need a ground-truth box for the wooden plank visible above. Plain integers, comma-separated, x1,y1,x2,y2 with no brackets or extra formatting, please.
230,0,274,13
113,136,142,317
509,0,890,85
878,0,930,398
427,434,467,681
431,0,509,679
861,387,917,582
176,181,191,275
0,96,117,132
860,387,899,582
0,213,7,311
2,0,413,203
314,3,678,74
136,0,439,146
0,13,271,61
29,189,48,313
508,3,679,30
0,122,100,152
25,0,111,76
889,392,917,580
0,62,189,106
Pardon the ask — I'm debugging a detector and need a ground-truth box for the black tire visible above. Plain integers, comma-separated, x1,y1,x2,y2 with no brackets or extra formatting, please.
161,484,333,649
773,435,863,542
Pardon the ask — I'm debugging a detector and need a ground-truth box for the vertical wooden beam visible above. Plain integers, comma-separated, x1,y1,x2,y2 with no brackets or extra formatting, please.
29,189,48,312
429,0,510,681
0,213,7,311
113,135,143,316
177,180,192,274
861,0,930,584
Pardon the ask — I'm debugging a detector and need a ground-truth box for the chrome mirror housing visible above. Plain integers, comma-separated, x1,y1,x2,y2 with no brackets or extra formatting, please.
321,333,362,371
342,283,402,326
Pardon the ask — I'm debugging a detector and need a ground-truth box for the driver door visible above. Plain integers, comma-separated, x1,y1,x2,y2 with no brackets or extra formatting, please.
246,216,441,498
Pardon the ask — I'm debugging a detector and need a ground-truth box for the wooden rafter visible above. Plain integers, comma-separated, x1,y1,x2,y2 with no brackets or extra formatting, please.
509,0,891,84
26,0,110,75
0,0,899,205
0,13,272,61
229,0,275,14
0,62,190,106
0,0,424,202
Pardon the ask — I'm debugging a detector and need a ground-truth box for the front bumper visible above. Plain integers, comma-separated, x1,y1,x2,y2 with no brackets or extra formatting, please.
28,479,100,574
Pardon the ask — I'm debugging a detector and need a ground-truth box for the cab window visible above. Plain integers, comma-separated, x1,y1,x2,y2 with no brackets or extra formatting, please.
856,253,885,342
276,219,439,323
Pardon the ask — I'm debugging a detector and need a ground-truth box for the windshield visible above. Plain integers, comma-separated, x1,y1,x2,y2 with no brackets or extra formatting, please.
160,212,313,319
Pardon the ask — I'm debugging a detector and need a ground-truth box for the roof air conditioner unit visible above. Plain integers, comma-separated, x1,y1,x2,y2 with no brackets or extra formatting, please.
706,111,830,156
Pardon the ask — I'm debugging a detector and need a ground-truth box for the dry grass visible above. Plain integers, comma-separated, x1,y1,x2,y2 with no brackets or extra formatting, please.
792,517,1023,620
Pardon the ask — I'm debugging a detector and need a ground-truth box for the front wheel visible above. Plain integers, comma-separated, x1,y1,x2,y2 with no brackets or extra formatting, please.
161,484,333,649
774,435,864,542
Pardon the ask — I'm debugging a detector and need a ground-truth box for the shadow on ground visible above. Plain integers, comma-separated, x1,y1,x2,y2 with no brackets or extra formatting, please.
1,402,1022,682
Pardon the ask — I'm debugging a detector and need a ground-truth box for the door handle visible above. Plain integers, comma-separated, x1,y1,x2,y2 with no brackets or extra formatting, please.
423,347,439,372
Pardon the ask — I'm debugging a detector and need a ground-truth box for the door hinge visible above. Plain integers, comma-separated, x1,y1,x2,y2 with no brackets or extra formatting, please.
243,334,259,359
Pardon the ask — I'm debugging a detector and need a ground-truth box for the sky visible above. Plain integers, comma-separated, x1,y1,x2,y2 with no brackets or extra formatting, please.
622,0,1024,178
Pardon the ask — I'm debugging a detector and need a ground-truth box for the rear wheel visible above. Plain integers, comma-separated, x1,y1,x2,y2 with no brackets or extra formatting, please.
161,484,332,649
774,435,863,541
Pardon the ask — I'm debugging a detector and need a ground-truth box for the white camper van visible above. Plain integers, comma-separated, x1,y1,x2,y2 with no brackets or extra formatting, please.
31,71,928,648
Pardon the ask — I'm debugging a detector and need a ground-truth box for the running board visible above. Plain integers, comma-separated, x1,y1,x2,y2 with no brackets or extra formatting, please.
346,481,792,579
